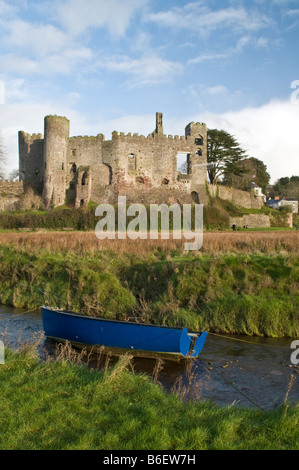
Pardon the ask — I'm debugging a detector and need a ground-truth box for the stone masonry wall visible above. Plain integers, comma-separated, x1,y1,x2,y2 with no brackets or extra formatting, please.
229,214,271,229
208,184,263,209
0,180,24,211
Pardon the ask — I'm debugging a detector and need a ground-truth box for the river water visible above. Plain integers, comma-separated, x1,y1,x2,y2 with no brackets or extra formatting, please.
0,305,298,410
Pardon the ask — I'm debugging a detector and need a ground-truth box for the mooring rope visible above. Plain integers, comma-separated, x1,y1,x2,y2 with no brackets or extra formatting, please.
207,332,291,350
199,352,265,411
20,308,40,315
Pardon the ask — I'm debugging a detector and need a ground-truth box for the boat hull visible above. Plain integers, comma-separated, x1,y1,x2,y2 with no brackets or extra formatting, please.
41,307,207,360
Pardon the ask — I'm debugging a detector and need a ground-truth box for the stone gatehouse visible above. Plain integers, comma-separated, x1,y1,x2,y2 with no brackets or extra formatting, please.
18,113,208,209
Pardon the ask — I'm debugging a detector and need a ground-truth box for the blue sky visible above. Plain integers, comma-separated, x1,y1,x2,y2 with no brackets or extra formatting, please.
0,0,299,182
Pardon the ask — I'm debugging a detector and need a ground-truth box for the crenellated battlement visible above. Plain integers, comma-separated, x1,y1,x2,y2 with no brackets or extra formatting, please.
111,130,191,142
0,179,23,188
19,131,43,143
69,134,105,142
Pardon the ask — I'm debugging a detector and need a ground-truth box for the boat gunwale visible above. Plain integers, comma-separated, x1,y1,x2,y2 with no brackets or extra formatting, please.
41,306,198,334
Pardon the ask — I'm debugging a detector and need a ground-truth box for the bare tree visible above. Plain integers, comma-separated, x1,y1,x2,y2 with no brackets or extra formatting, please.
9,168,19,182
0,131,7,180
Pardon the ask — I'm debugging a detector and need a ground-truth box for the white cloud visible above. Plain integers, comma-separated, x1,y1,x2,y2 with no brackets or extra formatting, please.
4,20,70,56
0,0,16,17
99,53,182,87
0,81,5,104
0,54,37,74
55,0,149,37
0,47,93,76
147,2,272,35
188,35,251,64
201,99,299,183
206,85,229,96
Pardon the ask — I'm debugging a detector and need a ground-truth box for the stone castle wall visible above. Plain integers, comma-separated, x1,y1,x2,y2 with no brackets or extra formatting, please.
229,214,271,229
18,113,208,209
0,180,23,211
208,184,263,209
0,112,280,232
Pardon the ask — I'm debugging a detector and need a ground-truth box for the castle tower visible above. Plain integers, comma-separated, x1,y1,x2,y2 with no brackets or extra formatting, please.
43,115,70,209
18,131,44,194
155,112,163,135
185,121,208,203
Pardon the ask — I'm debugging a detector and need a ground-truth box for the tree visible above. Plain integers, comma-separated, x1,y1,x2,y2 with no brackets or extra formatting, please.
249,157,271,193
0,132,6,180
207,129,247,185
223,157,270,193
272,176,299,200
9,169,19,182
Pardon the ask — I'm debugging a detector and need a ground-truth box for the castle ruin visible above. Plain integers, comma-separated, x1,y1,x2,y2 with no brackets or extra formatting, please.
18,113,208,209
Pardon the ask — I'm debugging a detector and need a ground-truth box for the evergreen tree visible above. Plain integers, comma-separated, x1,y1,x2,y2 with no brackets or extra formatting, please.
207,129,247,185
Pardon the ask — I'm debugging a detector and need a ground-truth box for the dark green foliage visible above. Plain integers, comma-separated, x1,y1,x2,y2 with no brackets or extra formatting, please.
0,207,97,231
272,176,299,200
222,157,271,193
207,129,247,184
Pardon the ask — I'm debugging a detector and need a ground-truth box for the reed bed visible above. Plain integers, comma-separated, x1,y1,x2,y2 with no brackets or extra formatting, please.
0,230,298,255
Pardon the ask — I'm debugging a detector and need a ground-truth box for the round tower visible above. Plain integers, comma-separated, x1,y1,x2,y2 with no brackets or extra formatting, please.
43,115,69,209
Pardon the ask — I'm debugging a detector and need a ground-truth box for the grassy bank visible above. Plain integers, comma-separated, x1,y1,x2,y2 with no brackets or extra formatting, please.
0,236,298,337
0,346,298,450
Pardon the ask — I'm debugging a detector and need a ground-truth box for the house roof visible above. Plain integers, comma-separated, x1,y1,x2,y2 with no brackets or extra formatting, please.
265,199,282,204
247,182,261,189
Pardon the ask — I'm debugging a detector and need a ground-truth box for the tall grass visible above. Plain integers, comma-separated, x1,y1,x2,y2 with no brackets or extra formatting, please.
0,240,298,337
0,230,298,255
0,345,297,450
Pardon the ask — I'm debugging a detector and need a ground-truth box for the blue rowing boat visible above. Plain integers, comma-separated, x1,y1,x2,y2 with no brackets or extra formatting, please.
41,306,207,360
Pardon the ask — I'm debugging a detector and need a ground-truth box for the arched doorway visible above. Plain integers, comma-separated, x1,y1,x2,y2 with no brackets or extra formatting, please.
191,191,200,204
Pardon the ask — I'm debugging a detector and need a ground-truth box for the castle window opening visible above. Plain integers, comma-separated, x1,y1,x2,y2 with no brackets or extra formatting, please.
82,171,88,186
177,153,190,175
128,154,136,171
62,163,64,170
104,164,112,185
162,178,169,185
191,191,200,204
136,176,144,184
196,149,202,156
195,137,203,146
71,163,77,173
80,199,84,207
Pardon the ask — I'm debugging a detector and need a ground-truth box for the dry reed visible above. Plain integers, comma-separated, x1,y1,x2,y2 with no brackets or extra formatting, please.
0,230,298,254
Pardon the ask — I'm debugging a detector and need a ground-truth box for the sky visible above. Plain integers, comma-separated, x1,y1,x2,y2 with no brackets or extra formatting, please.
0,0,299,183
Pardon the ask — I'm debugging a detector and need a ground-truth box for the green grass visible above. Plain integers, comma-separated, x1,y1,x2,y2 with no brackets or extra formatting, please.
0,347,297,450
0,245,298,337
